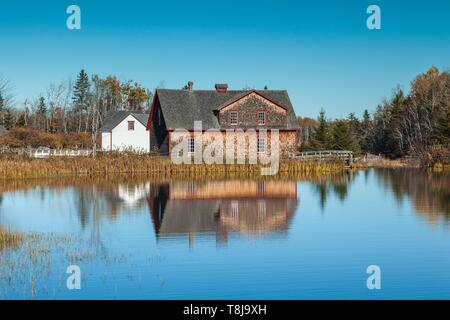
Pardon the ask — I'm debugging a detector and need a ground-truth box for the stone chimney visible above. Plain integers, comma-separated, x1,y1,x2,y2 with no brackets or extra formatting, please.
215,83,228,93
187,81,193,91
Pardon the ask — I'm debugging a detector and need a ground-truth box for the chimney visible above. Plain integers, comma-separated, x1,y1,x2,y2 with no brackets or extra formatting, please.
215,83,228,93
187,81,193,91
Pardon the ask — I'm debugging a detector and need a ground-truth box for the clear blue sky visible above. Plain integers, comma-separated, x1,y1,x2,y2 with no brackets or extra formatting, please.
0,0,448,118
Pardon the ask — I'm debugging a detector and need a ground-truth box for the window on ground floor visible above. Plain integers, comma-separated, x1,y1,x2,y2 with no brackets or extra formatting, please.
188,137,195,154
257,137,266,153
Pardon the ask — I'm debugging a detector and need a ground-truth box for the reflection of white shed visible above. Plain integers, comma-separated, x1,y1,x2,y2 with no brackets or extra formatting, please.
118,183,151,206
101,111,150,152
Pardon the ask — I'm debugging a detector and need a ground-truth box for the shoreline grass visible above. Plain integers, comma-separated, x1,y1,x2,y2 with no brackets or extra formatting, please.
0,154,345,180
354,158,420,169
0,227,24,251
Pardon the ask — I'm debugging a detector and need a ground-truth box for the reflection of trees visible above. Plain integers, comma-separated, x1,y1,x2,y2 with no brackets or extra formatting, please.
375,169,450,223
75,188,92,228
309,171,355,209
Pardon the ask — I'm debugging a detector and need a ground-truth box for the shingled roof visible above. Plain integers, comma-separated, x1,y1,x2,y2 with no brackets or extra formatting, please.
155,89,300,130
101,111,149,132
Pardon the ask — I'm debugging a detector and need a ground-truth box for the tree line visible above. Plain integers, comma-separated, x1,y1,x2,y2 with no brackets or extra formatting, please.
299,67,449,165
1,67,448,164
0,70,153,152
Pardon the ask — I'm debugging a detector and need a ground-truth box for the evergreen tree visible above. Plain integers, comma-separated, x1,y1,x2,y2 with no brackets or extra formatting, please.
16,113,26,127
385,88,406,158
329,120,360,154
72,69,90,132
360,109,374,153
37,96,47,131
0,92,4,126
3,108,14,130
0,92,4,111
347,112,360,135
432,108,450,145
313,109,330,150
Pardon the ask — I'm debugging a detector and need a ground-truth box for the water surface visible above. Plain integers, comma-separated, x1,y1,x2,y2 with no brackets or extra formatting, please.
1,169,449,299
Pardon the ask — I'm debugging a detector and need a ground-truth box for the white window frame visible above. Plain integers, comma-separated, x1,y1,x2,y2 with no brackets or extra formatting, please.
258,200,266,218
128,120,135,131
188,137,195,154
230,111,238,125
231,201,239,219
258,111,266,125
257,137,266,154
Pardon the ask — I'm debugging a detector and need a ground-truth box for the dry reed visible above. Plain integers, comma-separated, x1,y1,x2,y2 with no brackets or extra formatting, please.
0,227,24,251
0,153,345,180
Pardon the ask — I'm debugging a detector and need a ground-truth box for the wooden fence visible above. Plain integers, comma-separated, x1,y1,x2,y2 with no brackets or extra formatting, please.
288,150,353,167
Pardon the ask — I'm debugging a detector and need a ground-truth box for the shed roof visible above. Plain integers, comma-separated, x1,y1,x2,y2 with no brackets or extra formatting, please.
101,111,149,132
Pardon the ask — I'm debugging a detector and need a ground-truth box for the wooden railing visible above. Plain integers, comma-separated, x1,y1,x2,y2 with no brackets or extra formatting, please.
288,150,353,167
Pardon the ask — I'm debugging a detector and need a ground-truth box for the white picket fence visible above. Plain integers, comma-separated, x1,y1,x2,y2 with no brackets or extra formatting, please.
28,148,92,158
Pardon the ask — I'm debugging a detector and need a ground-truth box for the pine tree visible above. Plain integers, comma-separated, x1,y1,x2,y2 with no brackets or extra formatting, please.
313,109,330,150
432,108,450,145
37,96,47,131
347,112,360,136
0,92,4,126
385,89,406,158
361,109,374,153
3,108,14,130
329,120,360,154
0,92,4,111
72,69,90,132
16,113,26,127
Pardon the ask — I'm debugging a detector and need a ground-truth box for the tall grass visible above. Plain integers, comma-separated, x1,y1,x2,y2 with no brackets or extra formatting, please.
0,227,23,251
0,153,345,180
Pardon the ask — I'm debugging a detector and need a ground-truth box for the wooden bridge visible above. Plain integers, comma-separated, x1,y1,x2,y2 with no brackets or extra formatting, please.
288,150,354,168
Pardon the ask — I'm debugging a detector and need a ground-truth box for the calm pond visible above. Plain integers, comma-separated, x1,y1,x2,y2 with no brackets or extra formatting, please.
1,168,449,299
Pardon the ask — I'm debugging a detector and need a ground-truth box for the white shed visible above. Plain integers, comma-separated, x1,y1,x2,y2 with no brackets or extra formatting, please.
101,111,150,152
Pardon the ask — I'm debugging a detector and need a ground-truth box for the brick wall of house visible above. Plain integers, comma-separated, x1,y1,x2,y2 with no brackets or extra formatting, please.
168,130,298,159
218,93,287,129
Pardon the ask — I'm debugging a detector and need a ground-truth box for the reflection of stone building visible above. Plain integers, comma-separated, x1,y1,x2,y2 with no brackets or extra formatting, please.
148,180,298,243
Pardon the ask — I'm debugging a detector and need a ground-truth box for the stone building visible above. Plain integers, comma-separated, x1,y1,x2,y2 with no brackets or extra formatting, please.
147,82,300,159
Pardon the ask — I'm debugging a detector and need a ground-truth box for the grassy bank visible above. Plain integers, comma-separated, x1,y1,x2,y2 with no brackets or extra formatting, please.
354,157,450,172
0,153,345,180
354,158,420,169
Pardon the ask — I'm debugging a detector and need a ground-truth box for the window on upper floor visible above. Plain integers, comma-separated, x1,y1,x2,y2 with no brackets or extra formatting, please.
128,121,135,131
258,111,266,125
230,111,238,125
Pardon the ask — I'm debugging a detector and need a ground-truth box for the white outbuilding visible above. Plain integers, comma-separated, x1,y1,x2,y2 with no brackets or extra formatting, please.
100,111,150,152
